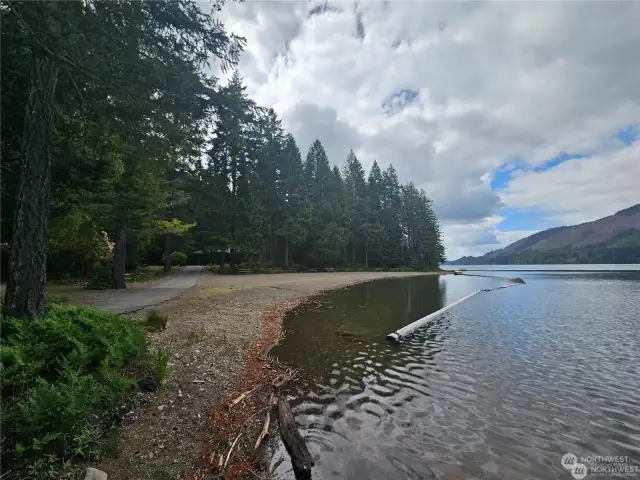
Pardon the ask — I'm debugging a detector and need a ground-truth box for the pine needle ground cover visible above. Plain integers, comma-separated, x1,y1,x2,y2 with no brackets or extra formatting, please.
0,305,157,479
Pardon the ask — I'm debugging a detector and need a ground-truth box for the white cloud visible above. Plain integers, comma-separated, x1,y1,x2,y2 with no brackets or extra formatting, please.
217,0,640,258
499,141,640,226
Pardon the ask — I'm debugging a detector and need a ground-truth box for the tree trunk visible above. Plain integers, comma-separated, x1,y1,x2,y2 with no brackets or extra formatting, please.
219,250,226,273
3,52,60,320
365,236,369,269
277,396,314,477
112,227,127,289
285,235,289,266
163,233,171,273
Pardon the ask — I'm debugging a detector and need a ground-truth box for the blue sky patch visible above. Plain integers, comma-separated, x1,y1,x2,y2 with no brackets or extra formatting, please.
497,208,557,232
354,12,365,40
533,152,587,173
308,2,341,17
382,88,419,116
616,125,639,145
490,151,588,191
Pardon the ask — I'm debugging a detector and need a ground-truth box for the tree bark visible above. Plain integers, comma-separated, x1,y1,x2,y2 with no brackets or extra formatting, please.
278,396,314,477
3,52,60,320
219,250,226,273
365,236,368,269
112,226,127,289
285,235,289,266
163,233,171,273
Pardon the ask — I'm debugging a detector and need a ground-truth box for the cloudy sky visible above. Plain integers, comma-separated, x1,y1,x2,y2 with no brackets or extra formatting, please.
213,0,639,260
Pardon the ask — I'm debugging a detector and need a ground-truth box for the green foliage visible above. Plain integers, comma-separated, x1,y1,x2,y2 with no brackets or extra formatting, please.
149,347,172,386
0,305,149,479
144,310,168,331
154,219,197,236
1,0,447,316
84,268,113,290
44,294,70,306
170,251,188,266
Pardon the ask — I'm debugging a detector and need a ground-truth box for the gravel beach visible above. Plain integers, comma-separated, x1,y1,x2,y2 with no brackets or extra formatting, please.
90,271,442,479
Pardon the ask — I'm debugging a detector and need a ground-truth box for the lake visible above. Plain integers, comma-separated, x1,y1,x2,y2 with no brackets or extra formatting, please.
269,266,640,480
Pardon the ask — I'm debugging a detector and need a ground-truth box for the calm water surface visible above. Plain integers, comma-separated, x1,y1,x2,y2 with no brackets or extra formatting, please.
270,267,640,480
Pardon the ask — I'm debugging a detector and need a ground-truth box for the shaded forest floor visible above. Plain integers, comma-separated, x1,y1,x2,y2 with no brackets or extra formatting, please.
86,271,442,479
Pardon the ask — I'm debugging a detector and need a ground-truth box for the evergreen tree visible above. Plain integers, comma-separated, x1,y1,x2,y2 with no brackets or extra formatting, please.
342,150,367,264
379,164,403,267
365,161,385,268
278,134,311,265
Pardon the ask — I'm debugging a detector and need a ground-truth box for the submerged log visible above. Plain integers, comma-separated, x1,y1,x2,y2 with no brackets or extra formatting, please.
278,397,314,478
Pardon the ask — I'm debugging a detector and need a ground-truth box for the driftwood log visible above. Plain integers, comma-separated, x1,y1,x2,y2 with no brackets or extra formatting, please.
278,396,314,478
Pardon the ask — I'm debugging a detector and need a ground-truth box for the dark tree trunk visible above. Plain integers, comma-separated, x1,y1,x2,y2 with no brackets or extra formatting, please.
3,53,60,320
278,396,314,477
365,236,369,269
112,227,127,289
219,250,226,273
163,233,171,273
285,235,289,266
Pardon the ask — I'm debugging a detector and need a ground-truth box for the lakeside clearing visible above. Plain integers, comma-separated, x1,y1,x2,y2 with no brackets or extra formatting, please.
86,271,444,479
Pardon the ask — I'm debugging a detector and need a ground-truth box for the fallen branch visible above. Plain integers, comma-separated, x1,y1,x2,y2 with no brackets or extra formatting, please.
224,433,243,469
254,411,271,450
231,385,260,406
278,396,314,476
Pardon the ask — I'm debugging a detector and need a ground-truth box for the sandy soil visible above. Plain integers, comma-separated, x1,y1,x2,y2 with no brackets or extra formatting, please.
88,271,443,480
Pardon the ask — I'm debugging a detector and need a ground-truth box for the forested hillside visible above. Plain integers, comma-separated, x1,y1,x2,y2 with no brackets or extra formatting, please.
0,1,445,319
448,204,640,265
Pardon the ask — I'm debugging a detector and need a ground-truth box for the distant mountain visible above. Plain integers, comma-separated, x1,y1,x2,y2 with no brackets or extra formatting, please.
448,204,640,265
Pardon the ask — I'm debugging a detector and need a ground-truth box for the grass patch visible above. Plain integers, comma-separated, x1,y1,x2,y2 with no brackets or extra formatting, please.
45,293,70,306
0,304,161,479
144,310,168,331
204,286,237,297
149,347,172,386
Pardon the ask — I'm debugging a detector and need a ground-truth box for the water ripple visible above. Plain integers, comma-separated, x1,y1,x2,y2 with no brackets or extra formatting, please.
270,272,640,479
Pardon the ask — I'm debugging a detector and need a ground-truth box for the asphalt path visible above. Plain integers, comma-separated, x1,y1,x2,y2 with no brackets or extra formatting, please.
98,265,203,314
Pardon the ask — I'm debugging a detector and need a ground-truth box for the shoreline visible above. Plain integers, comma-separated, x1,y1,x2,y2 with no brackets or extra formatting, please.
89,271,444,479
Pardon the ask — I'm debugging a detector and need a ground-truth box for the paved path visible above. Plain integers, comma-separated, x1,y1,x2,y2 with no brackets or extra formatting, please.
98,266,203,314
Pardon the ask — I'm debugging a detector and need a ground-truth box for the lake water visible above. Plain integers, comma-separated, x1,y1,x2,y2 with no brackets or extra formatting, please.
269,266,640,480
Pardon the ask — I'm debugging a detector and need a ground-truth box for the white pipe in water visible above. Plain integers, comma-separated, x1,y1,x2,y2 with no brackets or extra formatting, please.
386,284,521,342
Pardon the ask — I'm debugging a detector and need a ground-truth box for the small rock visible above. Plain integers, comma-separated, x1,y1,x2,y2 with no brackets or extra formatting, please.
85,467,108,480
195,350,200,354
157,405,165,411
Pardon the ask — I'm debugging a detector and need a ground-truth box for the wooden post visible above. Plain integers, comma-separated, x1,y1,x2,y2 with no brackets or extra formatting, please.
277,397,314,478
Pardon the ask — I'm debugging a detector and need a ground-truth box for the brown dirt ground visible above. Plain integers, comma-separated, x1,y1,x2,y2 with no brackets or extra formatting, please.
88,271,443,480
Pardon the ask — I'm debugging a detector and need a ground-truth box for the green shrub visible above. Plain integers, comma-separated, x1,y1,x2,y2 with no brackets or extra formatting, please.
169,251,187,266
205,264,220,274
144,310,168,331
0,305,149,479
84,268,112,290
44,294,70,306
